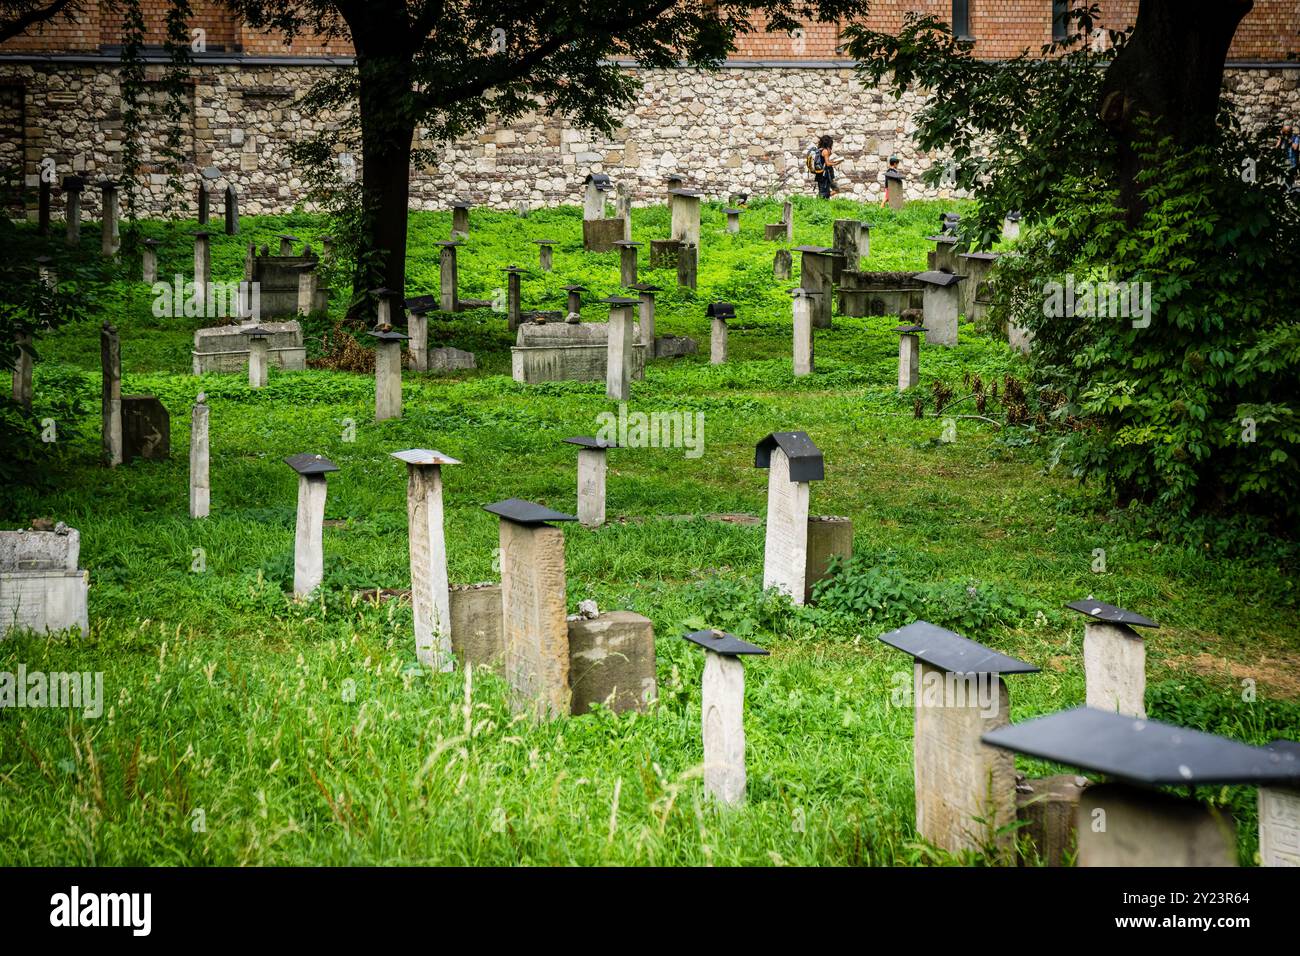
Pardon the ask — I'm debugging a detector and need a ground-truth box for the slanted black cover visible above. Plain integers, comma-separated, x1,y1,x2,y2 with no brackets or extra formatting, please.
754,431,824,482
630,283,662,293
915,270,966,287
284,453,339,476
707,302,736,319
277,233,300,241
405,294,438,312
563,284,588,292
600,295,641,307
683,629,770,657
563,436,618,450
483,498,577,525
793,245,833,255
367,327,409,342
1066,599,1158,629
613,239,643,247
450,200,472,209
141,239,163,247
201,165,222,180
502,265,527,275
925,235,959,244
584,173,612,191
1006,211,1022,222
878,620,1039,674
434,239,463,247
668,188,702,197
723,207,743,215
533,239,557,245
61,175,85,192
959,251,1001,262
896,324,927,334
982,707,1300,786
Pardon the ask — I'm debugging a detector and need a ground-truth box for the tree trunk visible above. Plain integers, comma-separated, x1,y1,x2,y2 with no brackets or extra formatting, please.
349,42,415,326
1099,0,1252,222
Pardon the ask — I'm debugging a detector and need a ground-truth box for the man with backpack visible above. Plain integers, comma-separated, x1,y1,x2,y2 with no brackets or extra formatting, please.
807,135,839,199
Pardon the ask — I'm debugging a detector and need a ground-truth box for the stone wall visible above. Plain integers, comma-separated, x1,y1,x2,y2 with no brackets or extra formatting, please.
2,60,1298,219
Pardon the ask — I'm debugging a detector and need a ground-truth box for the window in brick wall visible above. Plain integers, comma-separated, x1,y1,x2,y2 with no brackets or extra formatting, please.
1052,0,1071,41
952,0,972,40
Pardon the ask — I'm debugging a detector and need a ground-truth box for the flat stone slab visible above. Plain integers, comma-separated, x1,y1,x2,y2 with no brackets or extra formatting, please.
0,527,80,571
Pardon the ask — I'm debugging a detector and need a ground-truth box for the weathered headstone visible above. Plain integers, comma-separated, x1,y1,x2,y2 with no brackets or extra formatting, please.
958,251,1000,319
791,288,816,376
583,173,611,221
62,175,84,246
193,231,212,315
832,219,870,269
794,246,834,329
1068,599,1154,719
141,238,161,284
563,284,586,320
805,516,852,604
189,393,210,519
121,395,170,461
569,611,657,715
916,270,965,347
38,175,51,236
451,200,471,238
676,243,698,290
897,322,924,390
99,180,120,256
393,449,462,671
407,302,431,372
1003,211,1021,241
224,184,239,235
100,322,122,467
614,239,641,288
614,183,632,241
564,436,616,529
1260,740,1300,867
450,583,504,668
369,326,408,421
631,283,660,348
437,240,461,313
294,262,319,317
723,207,742,234
707,301,733,365
484,498,577,718
684,629,768,806
602,295,638,401
428,346,477,373
243,326,271,388
926,234,960,273
884,168,905,210
11,332,33,410
782,200,793,240
285,453,338,599
882,621,1039,860
773,248,792,280
755,431,823,604
503,265,526,333
669,189,702,248
534,239,556,272
0,525,89,639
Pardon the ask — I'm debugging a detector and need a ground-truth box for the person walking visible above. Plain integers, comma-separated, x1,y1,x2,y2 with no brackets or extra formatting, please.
807,135,839,199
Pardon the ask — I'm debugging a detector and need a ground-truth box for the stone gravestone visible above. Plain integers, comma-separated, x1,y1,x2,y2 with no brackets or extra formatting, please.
122,395,170,462
755,432,823,605
502,266,526,333
368,326,408,421
1259,740,1300,867
1003,211,1021,241
451,200,471,238
568,610,657,716
38,175,51,236
564,437,616,529
406,301,431,372
984,708,1299,867
676,243,698,290
583,173,611,221
193,231,213,315
285,453,338,599
483,498,577,718
449,583,504,668
189,393,210,519
100,322,122,467
649,238,681,269
392,449,461,672
99,179,120,256
631,283,660,349
805,516,852,604
916,270,965,347
62,175,84,246
684,629,769,806
614,183,633,241
141,238,161,284
583,218,625,254
896,321,925,391
534,239,556,273
243,326,272,388
11,331,32,411
791,288,817,377
707,301,733,365
436,240,461,313
881,621,1039,861
884,168,905,210
773,248,792,280
1068,599,1154,719
225,184,240,235
294,262,319,317
958,251,1000,319
429,346,477,374
614,240,641,288
832,219,870,270
511,322,647,385
602,296,639,401
669,189,702,248
0,524,89,639
794,247,835,329
926,234,960,273
723,207,742,234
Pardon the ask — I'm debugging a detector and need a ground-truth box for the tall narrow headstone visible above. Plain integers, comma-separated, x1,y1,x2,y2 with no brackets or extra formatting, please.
141,238,161,284
277,234,298,256
614,240,641,288
224,184,239,235
285,453,339,599
38,175,51,236
98,180,120,256
897,322,924,390
295,261,319,316
392,449,462,671
832,219,870,270
669,189,702,247
773,248,792,280
707,302,733,365
791,288,816,377
916,270,965,347
564,284,586,320
63,175,84,246
782,200,793,241
451,200,471,238
438,240,461,313
631,283,659,348
244,326,271,388
100,322,122,467
484,499,578,717
407,302,430,372
684,629,769,806
755,432,823,604
583,174,611,221
794,246,834,329
676,243,698,290
1260,741,1300,867
534,239,556,272
1068,599,1155,719
189,393,210,519
369,326,408,421
11,332,33,410
884,169,905,210
1003,212,1021,241
957,251,1000,319
193,231,212,316
197,179,210,225
503,266,525,333
564,437,616,529
615,183,632,240
882,621,1039,860
724,207,742,234
602,296,638,401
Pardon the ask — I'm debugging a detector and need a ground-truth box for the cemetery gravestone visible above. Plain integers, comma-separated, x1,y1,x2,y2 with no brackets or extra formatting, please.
707,301,733,365
62,175,84,246
99,180,120,256
794,247,835,329
225,184,239,235
603,296,638,401
141,238,161,284
243,326,272,388
773,248,792,280
564,437,616,529
437,240,461,313
614,240,641,288
189,393,210,519
451,200,471,238
568,611,657,715
755,432,823,604
791,288,817,376
884,168,905,210
0,525,89,639
1068,599,1154,719
669,189,702,248
369,326,408,421
393,449,461,671
100,322,122,467
121,395,170,462
535,239,556,273
897,322,925,390
631,283,660,348
1259,740,1300,867
916,270,965,347
684,629,769,806
724,207,742,234
285,453,338,599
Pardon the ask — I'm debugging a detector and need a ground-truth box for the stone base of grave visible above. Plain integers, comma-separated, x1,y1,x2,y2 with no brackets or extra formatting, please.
654,335,698,359
1016,774,1086,866
583,218,627,253
838,271,924,317
567,610,657,716
192,321,307,375
450,583,504,668
122,395,170,461
649,239,682,269
804,516,852,603
251,252,330,318
0,527,89,639
511,322,647,385
1076,783,1237,867
428,347,477,373
764,223,786,241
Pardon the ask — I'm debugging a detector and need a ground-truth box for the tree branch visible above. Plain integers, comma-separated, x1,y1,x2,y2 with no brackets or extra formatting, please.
0,0,77,44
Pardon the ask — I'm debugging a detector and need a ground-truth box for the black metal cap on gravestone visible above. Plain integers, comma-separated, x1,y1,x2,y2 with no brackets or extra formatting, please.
723,207,743,215
141,238,162,247
193,230,213,239
599,295,641,307
97,178,119,189
630,283,661,293
584,173,612,191
683,629,770,657
533,239,557,245
369,287,399,300
1268,739,1300,759
62,175,85,192
277,233,300,242
896,324,928,334
434,239,464,247
1006,211,1022,223
959,251,1001,262
793,245,833,255
706,302,736,320
731,192,749,205
367,326,409,342
34,255,53,265
754,431,824,481
878,620,1040,675
982,707,1300,786
915,270,966,287
789,287,823,297
450,200,472,209
284,453,340,476
405,294,437,312
390,448,461,467
502,265,527,275
613,239,643,247
240,326,274,338
563,284,588,292
482,498,577,526
1066,599,1159,629
563,436,618,450
668,188,702,197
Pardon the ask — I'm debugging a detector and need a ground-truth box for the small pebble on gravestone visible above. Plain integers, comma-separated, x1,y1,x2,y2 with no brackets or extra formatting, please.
579,599,599,619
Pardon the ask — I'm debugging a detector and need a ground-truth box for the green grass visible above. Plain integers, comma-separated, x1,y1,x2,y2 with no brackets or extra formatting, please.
1,195,1298,866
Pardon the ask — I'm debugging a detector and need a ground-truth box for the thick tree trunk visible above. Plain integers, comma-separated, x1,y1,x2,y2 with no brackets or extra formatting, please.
349,43,415,325
1099,0,1251,221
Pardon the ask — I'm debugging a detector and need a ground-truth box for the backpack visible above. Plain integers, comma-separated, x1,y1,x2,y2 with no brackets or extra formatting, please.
805,146,826,175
